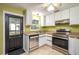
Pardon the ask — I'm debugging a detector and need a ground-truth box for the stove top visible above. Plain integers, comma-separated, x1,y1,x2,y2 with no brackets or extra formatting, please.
53,32,69,40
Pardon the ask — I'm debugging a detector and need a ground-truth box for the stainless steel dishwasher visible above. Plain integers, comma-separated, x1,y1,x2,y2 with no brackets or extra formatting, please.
29,34,39,52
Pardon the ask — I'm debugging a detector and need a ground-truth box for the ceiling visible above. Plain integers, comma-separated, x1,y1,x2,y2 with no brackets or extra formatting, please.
6,3,79,15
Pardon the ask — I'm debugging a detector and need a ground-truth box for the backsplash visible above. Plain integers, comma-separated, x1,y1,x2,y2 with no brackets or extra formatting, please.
25,25,30,32
41,26,56,32
25,26,56,32
56,23,70,30
25,24,79,33
70,25,79,32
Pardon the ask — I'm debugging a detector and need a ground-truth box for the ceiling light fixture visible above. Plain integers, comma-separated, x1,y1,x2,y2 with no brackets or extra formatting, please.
46,3,62,12
53,3,59,7
47,4,55,11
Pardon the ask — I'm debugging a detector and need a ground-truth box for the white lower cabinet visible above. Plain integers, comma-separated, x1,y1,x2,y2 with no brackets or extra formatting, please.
69,37,75,55
23,34,29,53
39,35,46,47
75,38,79,55
46,36,52,46
69,37,79,55
39,34,52,47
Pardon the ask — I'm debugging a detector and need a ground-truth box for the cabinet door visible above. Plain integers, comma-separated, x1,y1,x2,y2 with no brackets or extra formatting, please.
46,36,52,46
45,14,55,26
45,15,50,26
69,37,76,55
39,36,46,47
75,38,79,55
55,11,62,21
61,9,69,19
49,14,55,26
23,35,29,52
40,16,45,26
26,9,32,25
70,6,79,25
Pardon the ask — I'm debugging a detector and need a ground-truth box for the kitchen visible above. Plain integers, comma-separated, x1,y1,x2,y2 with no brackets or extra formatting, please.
0,3,79,55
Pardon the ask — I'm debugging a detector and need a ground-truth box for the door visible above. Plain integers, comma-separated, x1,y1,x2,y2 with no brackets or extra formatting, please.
5,14,23,54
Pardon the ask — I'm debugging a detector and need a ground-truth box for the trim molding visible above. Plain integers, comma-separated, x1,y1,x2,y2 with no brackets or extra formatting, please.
3,10,24,55
3,11,24,17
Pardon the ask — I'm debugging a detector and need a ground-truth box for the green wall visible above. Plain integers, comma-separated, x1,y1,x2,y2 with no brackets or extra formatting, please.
56,23,70,30
0,4,25,54
41,24,79,33
41,26,56,32
25,25,30,32
25,26,56,32
70,25,79,32
25,24,79,32
55,23,79,32
40,24,70,32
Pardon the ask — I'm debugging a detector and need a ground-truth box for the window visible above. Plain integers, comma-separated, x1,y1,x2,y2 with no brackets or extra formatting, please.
30,12,40,31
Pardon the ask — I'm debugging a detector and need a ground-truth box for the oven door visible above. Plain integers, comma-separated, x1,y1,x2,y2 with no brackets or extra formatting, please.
29,35,39,51
53,37,68,50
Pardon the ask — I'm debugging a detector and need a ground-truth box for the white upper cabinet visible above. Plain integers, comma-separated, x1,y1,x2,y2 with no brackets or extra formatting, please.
25,9,32,25
70,6,79,25
45,14,55,26
55,11,62,21
40,16,45,26
61,9,70,19
55,9,69,21
49,14,55,26
45,15,50,26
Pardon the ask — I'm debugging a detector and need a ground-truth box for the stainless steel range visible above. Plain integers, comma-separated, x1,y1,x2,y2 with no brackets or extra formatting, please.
52,29,70,50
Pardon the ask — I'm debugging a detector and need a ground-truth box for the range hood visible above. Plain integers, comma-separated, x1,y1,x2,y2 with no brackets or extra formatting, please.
55,19,69,25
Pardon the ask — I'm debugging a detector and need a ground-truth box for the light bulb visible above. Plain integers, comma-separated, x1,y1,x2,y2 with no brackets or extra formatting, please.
53,3,61,7
53,3,58,6
47,4,55,11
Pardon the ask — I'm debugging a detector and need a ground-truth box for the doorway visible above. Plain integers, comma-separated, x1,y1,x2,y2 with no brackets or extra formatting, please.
5,13,24,55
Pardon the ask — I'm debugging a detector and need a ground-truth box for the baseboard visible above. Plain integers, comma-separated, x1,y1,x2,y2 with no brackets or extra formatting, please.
8,48,25,55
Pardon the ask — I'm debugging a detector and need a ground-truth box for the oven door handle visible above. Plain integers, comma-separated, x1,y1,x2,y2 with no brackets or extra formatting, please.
30,36,39,39
53,36,68,40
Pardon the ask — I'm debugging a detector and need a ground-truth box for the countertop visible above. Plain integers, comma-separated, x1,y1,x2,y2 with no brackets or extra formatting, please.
23,31,55,36
24,31,79,39
69,32,79,39
23,32,40,36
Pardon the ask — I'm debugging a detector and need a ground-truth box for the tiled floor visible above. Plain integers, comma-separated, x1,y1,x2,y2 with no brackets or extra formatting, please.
22,45,64,55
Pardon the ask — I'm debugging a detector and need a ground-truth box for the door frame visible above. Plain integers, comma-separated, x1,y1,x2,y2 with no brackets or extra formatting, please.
3,11,24,54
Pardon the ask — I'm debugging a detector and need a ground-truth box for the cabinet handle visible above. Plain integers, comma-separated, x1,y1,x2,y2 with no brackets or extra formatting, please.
47,40,52,42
